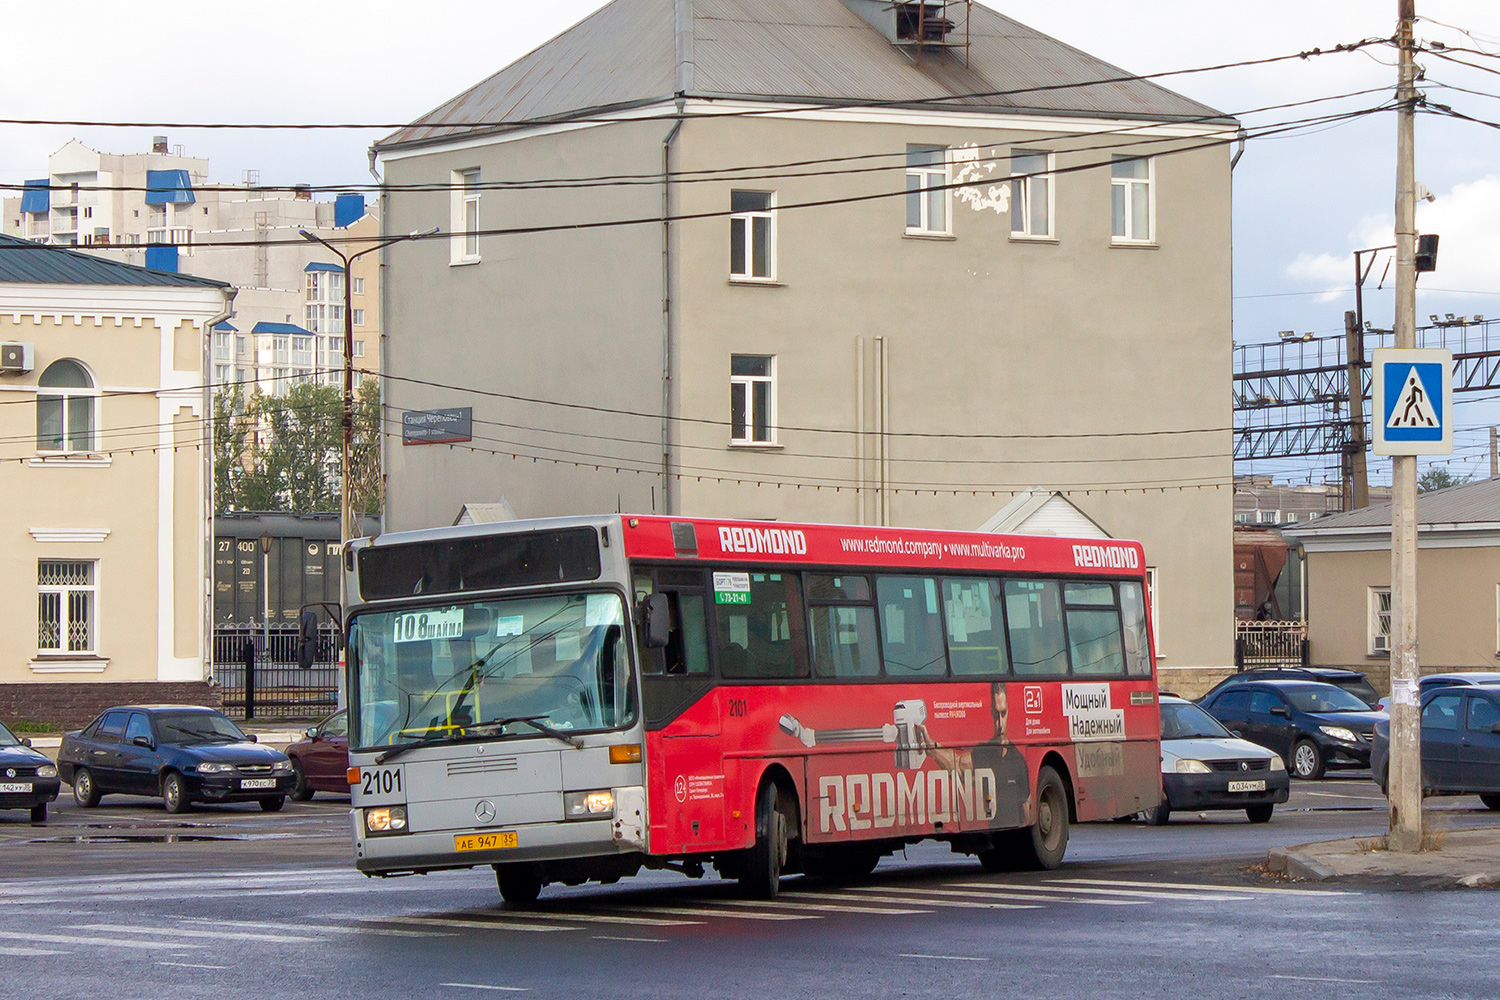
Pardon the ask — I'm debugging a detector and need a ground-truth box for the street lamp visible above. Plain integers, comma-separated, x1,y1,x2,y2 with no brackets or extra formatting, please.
298,226,438,553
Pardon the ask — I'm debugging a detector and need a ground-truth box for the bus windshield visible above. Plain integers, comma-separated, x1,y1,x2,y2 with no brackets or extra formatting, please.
349,591,635,750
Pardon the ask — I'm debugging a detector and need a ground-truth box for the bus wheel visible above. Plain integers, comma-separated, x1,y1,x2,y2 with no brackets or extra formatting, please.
741,780,791,899
495,864,544,907
1014,765,1069,870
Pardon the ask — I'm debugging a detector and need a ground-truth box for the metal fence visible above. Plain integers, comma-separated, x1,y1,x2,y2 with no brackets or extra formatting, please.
212,623,342,721
1234,620,1309,670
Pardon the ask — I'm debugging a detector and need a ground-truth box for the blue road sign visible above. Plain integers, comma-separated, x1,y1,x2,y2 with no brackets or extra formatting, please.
1373,348,1453,456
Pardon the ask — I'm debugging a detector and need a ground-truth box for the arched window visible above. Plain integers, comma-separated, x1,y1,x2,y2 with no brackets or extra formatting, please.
36,359,96,453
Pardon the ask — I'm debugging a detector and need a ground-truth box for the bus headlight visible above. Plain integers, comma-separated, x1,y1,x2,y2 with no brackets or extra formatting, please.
365,805,409,835
564,790,615,819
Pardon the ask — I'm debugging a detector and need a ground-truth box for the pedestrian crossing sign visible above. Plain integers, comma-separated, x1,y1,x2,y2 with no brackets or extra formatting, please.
1373,348,1453,456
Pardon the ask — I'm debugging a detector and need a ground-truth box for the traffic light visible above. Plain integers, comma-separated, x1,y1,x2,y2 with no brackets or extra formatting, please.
1416,233,1439,273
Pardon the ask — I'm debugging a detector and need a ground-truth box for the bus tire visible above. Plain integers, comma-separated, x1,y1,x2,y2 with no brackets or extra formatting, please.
495,864,544,907
741,780,791,899
1013,765,1069,870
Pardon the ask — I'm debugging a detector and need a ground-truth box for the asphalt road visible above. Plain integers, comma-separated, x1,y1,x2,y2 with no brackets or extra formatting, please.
2,775,1496,999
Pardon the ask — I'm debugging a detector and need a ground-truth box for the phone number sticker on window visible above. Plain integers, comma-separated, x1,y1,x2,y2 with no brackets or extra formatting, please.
714,572,751,605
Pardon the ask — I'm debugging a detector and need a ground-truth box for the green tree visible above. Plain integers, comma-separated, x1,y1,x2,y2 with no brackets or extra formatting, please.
1418,467,1471,493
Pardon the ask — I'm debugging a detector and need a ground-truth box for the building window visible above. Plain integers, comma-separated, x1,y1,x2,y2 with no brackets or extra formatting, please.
905,146,949,235
1146,566,1161,656
1369,587,1392,655
214,364,230,385
352,309,365,327
36,359,96,453
146,205,167,244
38,560,96,654
352,340,366,359
235,336,247,357
212,332,231,362
1010,150,1052,238
730,191,775,280
1111,156,1153,243
730,355,775,445
451,168,480,263
352,277,365,295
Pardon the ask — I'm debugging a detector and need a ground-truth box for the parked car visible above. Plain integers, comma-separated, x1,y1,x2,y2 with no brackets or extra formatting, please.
1200,667,1380,710
0,720,60,822
1147,696,1289,825
1371,684,1500,809
57,706,294,813
1199,679,1385,779
286,709,349,801
1376,673,1500,712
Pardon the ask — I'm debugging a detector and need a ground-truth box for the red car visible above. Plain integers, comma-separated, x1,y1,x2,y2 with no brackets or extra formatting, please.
286,710,349,801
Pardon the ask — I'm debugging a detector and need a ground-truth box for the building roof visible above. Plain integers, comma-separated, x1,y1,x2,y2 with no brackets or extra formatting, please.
454,498,519,526
0,233,229,288
377,0,1233,151
250,321,313,336
304,262,345,274
978,490,1110,538
1286,476,1500,534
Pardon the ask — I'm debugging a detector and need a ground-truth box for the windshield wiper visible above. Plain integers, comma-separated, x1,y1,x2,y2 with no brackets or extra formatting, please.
472,716,584,749
376,716,583,763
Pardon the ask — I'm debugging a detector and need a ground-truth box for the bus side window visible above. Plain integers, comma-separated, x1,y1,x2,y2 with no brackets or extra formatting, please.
1003,579,1069,676
943,577,1008,676
876,576,947,678
715,571,809,680
1063,582,1125,676
666,593,710,676
1118,581,1152,677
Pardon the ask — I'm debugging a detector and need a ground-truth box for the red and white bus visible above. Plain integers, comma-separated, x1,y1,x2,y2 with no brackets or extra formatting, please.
344,515,1160,903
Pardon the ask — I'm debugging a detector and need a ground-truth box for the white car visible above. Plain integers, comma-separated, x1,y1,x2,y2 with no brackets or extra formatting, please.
1149,696,1291,825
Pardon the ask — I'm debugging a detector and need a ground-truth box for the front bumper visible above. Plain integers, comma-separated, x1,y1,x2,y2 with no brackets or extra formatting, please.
186,773,296,802
355,816,625,875
1162,771,1290,811
1321,742,1372,769
0,779,60,809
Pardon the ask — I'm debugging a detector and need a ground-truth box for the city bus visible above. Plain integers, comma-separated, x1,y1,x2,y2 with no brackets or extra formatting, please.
343,515,1161,904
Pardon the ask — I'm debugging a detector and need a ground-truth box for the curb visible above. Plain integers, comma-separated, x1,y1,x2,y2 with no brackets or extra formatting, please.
1267,846,1338,881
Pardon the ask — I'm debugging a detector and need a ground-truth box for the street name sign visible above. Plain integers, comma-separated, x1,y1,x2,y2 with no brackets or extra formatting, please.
1373,348,1453,456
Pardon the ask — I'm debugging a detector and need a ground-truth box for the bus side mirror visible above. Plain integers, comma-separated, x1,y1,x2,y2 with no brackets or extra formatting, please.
298,610,319,670
640,593,671,649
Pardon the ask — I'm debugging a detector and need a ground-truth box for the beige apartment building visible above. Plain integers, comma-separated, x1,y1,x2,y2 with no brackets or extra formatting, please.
1286,478,1500,694
4,138,381,402
0,235,233,724
372,0,1239,685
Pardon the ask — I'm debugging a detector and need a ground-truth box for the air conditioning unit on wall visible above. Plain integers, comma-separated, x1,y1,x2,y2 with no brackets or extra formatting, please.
0,342,35,375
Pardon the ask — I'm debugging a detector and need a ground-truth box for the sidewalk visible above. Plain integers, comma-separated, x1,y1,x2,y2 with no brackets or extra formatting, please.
1269,825,1500,886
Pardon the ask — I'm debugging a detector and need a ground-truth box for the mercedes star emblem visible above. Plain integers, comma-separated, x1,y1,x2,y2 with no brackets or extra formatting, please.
475,800,496,824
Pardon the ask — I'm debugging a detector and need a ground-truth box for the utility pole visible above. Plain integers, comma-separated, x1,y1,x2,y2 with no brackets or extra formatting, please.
1388,0,1423,853
1490,427,1497,479
1344,310,1370,509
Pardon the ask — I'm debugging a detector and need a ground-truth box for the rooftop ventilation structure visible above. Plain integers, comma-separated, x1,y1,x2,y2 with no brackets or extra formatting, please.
840,0,972,65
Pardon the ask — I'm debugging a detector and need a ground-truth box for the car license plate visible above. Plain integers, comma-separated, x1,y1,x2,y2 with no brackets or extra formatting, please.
455,831,518,852
0,782,30,794
1228,780,1266,793
240,778,277,790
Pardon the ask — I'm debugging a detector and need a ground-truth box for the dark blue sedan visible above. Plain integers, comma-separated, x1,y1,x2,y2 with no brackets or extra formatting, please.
0,720,60,822
57,706,294,813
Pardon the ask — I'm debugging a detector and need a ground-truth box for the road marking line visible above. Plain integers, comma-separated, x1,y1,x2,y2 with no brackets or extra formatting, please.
900,953,990,962
69,923,315,945
592,935,666,943
439,984,529,992
1267,975,1377,984
1053,878,1348,897
158,962,230,970
1304,791,1382,800
0,931,201,952
956,883,1253,902
346,915,583,934
183,918,457,939
845,886,1145,906
0,946,68,956
794,890,1036,911
597,905,816,922
695,897,931,916
451,908,696,929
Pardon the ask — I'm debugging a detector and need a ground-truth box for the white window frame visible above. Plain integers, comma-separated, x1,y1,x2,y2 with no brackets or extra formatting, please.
729,191,776,282
1111,155,1155,244
38,559,98,656
352,340,366,359
729,354,777,446
1494,583,1500,655
1369,587,1392,656
905,145,951,236
1010,149,1054,239
1146,566,1162,657
36,361,99,454
352,276,365,295
352,308,365,327
450,168,481,264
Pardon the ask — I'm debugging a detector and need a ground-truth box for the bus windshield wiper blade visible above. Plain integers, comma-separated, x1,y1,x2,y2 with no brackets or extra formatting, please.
375,730,477,764
475,715,585,748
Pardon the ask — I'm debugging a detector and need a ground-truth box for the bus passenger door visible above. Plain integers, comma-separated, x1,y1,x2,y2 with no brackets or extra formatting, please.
636,573,726,852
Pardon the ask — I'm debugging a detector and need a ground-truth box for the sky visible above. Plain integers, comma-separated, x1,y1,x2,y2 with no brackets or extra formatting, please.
4,0,1500,486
